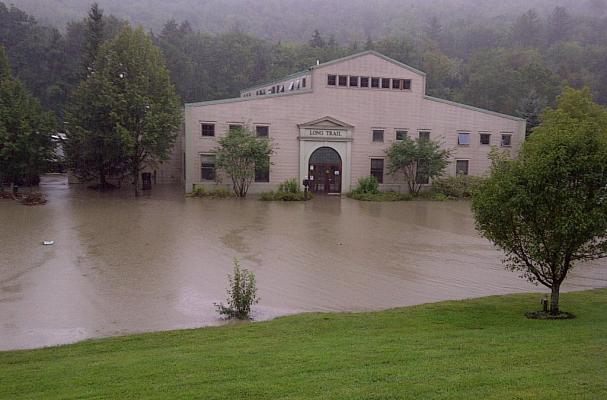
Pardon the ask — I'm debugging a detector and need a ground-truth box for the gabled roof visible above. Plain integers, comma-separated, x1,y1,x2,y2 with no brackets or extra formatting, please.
311,50,426,77
298,116,354,129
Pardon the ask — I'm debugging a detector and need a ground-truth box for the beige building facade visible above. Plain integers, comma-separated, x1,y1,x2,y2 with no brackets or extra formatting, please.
184,51,526,194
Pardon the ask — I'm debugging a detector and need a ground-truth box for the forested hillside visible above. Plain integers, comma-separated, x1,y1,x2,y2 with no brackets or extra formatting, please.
8,0,607,42
1,0,607,131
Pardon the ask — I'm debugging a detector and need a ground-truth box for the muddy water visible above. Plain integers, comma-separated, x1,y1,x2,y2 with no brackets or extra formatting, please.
1,175,606,350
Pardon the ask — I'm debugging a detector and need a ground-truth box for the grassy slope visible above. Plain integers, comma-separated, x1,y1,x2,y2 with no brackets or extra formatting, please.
1,289,606,399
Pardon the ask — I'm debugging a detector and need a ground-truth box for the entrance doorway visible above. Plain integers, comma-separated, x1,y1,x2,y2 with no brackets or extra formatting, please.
308,147,342,194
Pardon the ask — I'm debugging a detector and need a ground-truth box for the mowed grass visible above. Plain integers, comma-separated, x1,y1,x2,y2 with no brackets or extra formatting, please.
1,290,606,399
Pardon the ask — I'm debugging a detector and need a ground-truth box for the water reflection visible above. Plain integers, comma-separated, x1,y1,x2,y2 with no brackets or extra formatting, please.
1,175,606,350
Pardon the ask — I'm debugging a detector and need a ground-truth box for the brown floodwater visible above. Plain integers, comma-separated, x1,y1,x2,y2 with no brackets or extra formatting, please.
1,175,606,350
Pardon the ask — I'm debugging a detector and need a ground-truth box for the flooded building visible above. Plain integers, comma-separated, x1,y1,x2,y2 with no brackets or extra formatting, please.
184,51,526,194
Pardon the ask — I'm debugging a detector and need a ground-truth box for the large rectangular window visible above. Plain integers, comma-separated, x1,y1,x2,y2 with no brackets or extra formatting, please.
396,130,407,141
360,77,369,87
501,134,512,147
458,132,470,145
349,76,359,87
372,129,384,143
200,154,216,181
371,77,380,88
416,161,429,184
338,75,348,86
255,159,270,182
456,160,469,175
256,125,269,138
480,133,491,145
381,78,391,89
327,74,337,86
201,123,215,137
392,79,401,89
370,159,384,184
403,79,412,90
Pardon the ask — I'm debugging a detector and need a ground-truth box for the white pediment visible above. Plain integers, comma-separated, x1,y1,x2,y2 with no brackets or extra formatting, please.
298,116,354,129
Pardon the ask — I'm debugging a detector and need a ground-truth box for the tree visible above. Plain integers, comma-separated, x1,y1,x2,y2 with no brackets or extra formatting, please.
516,90,546,137
385,137,451,195
0,46,55,192
546,7,572,45
95,26,181,196
215,126,273,197
309,30,325,48
65,4,127,190
472,88,607,315
510,9,542,48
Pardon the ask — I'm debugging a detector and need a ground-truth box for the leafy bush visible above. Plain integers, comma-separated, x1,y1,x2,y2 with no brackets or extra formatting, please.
190,185,233,198
260,179,312,201
214,259,259,320
351,176,379,195
431,175,485,198
277,178,300,194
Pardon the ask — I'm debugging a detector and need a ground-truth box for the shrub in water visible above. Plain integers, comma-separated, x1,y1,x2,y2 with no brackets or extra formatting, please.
431,175,484,198
351,176,379,195
277,178,301,194
215,259,259,320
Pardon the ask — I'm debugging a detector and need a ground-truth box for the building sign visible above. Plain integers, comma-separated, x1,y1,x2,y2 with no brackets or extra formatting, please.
299,127,351,141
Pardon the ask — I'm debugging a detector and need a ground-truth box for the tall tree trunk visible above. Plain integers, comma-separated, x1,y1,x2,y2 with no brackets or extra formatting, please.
550,283,560,315
133,167,140,197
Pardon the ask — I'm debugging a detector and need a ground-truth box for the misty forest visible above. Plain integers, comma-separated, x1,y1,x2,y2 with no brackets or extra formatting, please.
1,0,607,128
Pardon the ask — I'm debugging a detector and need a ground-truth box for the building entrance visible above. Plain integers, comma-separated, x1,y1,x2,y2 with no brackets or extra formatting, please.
308,147,342,194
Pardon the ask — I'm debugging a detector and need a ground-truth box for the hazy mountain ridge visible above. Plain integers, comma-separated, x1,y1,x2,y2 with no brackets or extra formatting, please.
9,0,605,42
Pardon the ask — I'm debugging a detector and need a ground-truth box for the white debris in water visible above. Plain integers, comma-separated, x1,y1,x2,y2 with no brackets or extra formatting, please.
42,241,54,246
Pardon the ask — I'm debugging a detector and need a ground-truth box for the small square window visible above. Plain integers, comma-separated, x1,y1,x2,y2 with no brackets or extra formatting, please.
360,77,369,87
458,132,470,145
370,159,384,184
480,133,491,145
371,77,380,88
201,123,215,137
501,134,512,147
396,130,407,140
456,160,469,175
419,131,430,141
328,74,336,86
229,124,242,134
338,75,348,86
403,79,411,90
392,79,401,89
349,76,359,87
256,126,269,138
381,78,391,89
372,129,384,143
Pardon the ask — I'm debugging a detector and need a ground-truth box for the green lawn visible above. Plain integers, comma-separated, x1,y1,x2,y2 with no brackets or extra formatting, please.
2,289,606,399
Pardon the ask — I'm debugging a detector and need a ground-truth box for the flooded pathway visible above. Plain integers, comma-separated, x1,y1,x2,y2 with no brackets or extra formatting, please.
1,175,606,350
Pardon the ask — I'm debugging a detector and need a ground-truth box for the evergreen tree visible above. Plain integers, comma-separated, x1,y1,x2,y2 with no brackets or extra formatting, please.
83,3,105,75
546,7,572,45
95,26,181,196
516,90,547,137
0,46,55,192
309,30,325,48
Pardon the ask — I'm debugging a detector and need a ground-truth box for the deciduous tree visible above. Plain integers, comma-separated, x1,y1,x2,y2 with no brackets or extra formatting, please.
472,88,607,315
385,137,451,195
215,126,273,197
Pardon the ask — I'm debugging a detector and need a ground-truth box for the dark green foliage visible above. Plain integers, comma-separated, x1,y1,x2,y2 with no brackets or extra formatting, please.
215,259,259,320
0,46,55,189
472,88,607,315
190,185,233,198
348,191,412,202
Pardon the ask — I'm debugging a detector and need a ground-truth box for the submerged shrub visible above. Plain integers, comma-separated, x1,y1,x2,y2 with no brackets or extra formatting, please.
190,185,233,198
351,176,379,195
214,259,259,320
277,178,300,194
348,191,411,202
431,175,484,198
260,179,312,201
